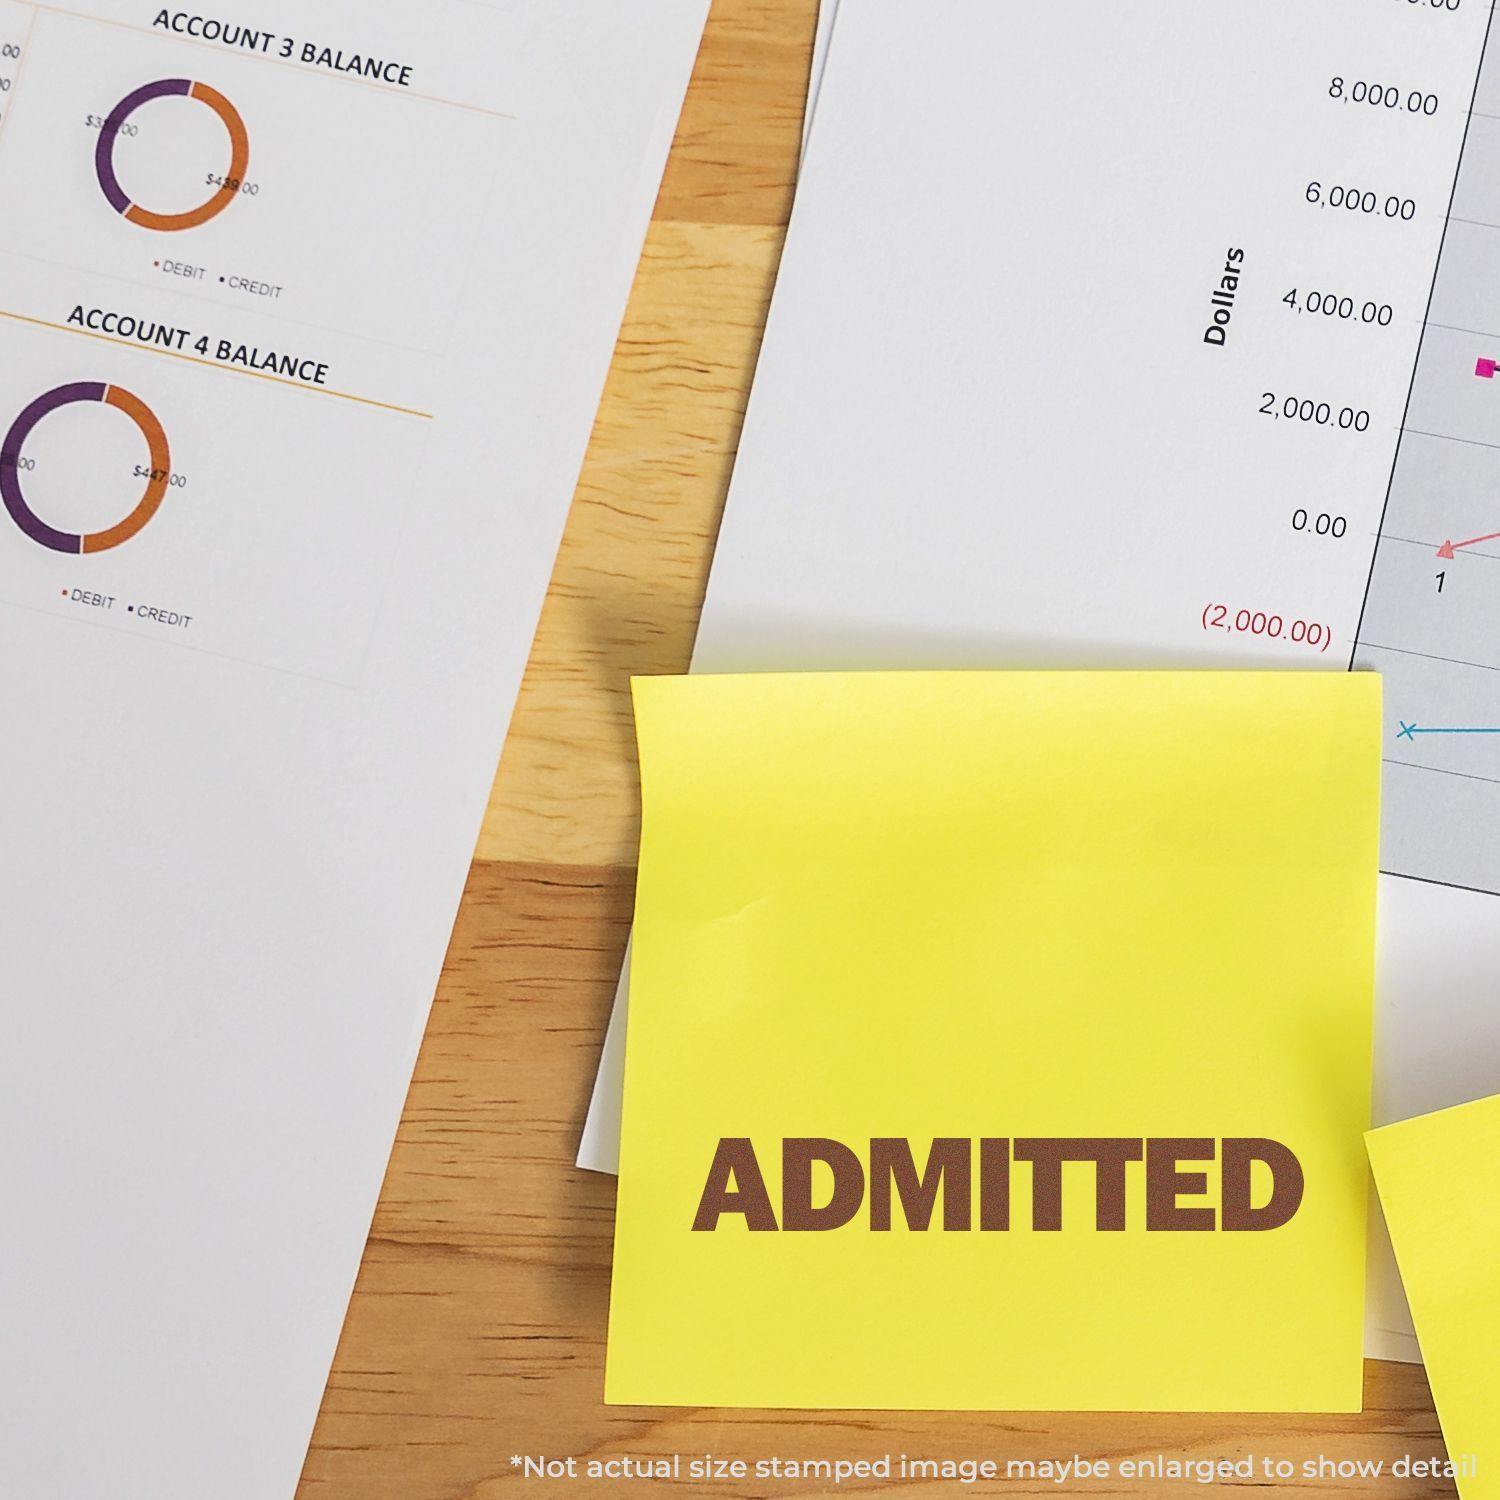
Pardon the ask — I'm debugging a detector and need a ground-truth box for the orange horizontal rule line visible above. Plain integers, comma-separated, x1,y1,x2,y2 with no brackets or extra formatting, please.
0,308,435,420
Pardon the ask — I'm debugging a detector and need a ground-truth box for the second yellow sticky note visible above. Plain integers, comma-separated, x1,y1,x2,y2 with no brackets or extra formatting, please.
1368,1094,1500,1497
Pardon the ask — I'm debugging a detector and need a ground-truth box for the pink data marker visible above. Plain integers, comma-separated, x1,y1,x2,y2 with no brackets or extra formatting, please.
1476,358,1498,379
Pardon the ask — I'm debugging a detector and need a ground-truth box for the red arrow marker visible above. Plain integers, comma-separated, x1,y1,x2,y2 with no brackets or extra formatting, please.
1437,531,1500,560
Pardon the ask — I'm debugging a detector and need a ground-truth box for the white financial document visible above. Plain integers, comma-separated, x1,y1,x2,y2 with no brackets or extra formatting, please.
802,0,838,159
581,0,1500,1365
0,1,706,1495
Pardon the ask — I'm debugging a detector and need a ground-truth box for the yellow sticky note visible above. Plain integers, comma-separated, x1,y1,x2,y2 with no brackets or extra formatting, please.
1367,1096,1500,1495
607,672,1381,1411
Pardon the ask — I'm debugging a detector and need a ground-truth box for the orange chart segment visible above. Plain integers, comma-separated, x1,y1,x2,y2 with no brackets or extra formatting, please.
85,386,170,552
95,78,250,233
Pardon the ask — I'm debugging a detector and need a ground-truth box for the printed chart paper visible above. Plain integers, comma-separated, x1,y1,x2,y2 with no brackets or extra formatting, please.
581,0,1500,1365
1367,1095,1500,1499
0,2,707,1497
608,672,1382,1412
801,0,838,159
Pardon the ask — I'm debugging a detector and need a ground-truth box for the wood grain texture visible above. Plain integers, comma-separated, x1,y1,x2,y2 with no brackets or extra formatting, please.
298,3,1455,1496
475,217,784,868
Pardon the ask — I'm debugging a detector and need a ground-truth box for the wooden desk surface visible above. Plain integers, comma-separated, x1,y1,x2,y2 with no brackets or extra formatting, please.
297,4,1453,1495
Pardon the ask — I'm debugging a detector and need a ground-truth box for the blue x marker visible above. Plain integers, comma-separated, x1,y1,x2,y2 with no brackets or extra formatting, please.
1397,722,1500,741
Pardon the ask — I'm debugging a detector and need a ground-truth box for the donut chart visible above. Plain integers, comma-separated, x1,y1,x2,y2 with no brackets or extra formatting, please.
1,383,171,554
95,78,249,232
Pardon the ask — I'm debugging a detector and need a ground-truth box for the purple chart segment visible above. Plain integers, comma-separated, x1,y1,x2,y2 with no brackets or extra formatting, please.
1,383,108,554
94,78,191,216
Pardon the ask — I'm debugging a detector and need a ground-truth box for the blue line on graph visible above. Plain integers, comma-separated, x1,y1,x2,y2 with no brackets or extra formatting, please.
1397,721,1500,741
